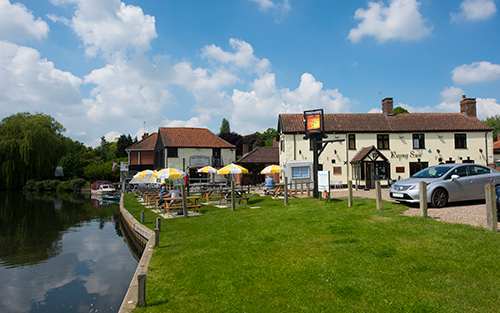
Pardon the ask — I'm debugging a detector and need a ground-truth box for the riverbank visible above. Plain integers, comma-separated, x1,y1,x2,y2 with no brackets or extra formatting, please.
122,192,500,312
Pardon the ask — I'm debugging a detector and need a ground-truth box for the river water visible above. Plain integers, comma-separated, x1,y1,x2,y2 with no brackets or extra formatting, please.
0,191,138,313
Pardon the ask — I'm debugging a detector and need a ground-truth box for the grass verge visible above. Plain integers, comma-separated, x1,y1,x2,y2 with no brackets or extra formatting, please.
124,193,500,312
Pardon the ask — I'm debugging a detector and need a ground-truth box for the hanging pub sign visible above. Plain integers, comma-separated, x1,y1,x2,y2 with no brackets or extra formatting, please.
303,109,325,137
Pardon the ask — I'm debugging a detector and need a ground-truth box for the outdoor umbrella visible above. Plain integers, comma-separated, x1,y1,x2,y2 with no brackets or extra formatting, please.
217,163,249,174
156,168,186,179
261,165,286,174
197,166,217,173
133,169,157,178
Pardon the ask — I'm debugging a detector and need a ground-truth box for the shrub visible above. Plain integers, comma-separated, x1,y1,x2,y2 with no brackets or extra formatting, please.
44,180,60,190
24,179,37,191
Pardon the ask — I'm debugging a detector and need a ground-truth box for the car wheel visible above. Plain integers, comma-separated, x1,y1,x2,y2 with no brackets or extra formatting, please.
431,188,448,208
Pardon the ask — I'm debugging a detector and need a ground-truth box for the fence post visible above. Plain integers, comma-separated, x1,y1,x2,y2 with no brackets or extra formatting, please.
419,181,428,218
181,185,187,217
348,180,353,207
301,179,304,195
375,181,382,210
137,272,146,307
156,217,161,232
154,228,159,247
485,183,498,232
141,211,144,223
284,177,289,206
231,181,236,211
307,181,311,197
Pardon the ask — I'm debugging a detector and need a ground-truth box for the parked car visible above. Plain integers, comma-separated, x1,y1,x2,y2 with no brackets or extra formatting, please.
390,164,500,208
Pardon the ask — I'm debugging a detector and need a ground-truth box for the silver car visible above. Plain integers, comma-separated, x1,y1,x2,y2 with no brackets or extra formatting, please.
390,164,500,208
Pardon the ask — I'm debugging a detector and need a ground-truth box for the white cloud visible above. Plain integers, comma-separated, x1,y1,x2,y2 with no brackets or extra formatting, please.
249,0,291,22
368,108,382,113
0,40,82,115
348,0,432,43
202,38,271,76
451,61,500,84
435,86,465,112
230,73,351,134
161,117,205,128
0,0,49,42
477,98,500,119
451,0,497,22
52,0,157,60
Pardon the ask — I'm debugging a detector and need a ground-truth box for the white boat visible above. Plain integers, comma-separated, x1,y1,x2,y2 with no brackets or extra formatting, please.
91,180,116,194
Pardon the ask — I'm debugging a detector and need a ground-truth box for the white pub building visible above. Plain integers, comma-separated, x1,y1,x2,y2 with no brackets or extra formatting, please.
277,96,494,188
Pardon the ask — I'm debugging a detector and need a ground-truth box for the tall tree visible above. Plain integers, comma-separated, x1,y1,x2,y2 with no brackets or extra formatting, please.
0,112,65,190
254,128,278,148
393,106,410,114
220,118,230,134
115,134,136,158
482,115,500,141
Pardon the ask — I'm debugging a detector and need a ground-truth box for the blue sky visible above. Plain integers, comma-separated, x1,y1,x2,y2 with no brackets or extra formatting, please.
1,0,500,147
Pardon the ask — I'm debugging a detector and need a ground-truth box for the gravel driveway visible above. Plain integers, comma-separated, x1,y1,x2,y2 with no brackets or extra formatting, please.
327,188,500,230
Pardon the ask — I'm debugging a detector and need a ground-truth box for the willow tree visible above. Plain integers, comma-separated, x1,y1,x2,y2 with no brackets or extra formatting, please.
0,112,65,190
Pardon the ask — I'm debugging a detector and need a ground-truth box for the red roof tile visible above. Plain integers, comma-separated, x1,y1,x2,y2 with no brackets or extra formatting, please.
158,127,235,148
279,113,492,133
493,140,500,152
125,133,158,151
236,147,279,164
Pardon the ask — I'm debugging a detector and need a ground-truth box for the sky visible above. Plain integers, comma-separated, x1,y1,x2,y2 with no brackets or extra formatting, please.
1,0,500,147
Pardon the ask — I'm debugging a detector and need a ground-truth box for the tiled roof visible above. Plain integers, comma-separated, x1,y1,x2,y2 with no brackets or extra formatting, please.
236,147,279,164
125,133,158,151
158,127,235,148
350,146,389,163
279,113,493,133
493,140,500,152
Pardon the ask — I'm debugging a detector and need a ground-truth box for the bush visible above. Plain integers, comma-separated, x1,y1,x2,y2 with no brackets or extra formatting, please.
70,178,86,191
34,181,45,191
44,180,60,190
24,179,37,191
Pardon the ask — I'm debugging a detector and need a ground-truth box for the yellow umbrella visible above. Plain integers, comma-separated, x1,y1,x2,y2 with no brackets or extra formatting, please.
217,163,249,174
197,166,217,173
261,165,286,174
156,168,186,179
133,169,157,178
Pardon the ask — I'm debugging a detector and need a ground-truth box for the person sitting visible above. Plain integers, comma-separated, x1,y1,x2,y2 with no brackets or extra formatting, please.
264,175,276,194
167,186,184,215
157,186,169,211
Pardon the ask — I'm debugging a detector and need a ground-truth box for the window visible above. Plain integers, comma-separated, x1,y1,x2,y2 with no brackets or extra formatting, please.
167,147,178,158
333,167,342,175
469,165,490,175
348,134,356,150
413,134,425,149
409,162,428,176
291,166,309,179
446,166,468,179
377,134,390,150
455,134,467,149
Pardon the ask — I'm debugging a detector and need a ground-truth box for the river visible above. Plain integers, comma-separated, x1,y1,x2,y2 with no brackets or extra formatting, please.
0,191,138,313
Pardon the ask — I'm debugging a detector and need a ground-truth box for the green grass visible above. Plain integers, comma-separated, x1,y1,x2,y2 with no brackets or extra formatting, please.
124,193,500,312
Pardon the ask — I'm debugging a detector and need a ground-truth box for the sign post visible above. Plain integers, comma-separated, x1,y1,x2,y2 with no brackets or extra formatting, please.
318,171,330,202
303,109,344,198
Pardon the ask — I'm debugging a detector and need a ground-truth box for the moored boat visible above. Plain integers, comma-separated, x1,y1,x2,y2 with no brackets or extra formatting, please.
91,180,116,194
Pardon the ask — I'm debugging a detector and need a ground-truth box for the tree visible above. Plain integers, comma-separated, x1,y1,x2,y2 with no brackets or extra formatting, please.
254,128,277,148
483,115,500,141
115,134,136,158
220,118,230,134
394,106,409,114
0,112,65,190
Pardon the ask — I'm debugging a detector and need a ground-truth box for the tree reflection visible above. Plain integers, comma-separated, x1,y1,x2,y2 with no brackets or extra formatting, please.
0,191,120,267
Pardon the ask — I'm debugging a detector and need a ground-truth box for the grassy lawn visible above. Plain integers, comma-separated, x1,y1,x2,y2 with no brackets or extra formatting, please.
124,193,500,312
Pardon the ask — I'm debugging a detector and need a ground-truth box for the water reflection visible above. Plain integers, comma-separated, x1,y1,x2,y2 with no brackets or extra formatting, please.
0,191,138,313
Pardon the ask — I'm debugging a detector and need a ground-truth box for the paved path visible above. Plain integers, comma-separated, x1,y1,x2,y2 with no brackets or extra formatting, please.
304,188,499,230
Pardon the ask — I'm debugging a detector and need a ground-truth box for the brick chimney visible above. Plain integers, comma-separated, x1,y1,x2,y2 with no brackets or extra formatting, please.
460,95,477,117
273,137,279,147
242,144,249,155
382,98,394,116
142,132,149,139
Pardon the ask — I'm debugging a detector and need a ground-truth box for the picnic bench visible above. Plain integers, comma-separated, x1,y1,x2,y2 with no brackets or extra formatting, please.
219,189,252,205
143,191,159,206
160,196,202,217
272,184,295,199
200,190,223,204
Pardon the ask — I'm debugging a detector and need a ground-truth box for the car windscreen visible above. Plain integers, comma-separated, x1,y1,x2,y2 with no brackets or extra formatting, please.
412,166,453,178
